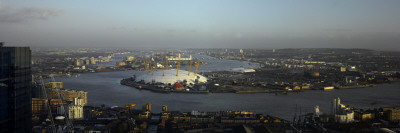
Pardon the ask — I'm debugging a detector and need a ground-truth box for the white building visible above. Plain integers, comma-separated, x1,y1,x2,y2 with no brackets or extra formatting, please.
332,97,354,123
60,98,84,120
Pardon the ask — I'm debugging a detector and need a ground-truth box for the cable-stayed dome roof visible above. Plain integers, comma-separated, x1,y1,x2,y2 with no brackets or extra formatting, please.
135,69,207,85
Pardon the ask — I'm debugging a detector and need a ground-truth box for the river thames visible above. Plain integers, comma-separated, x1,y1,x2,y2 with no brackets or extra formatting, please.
57,71,400,119
56,55,400,120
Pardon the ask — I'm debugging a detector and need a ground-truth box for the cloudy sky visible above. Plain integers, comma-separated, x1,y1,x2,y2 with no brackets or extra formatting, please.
0,0,399,50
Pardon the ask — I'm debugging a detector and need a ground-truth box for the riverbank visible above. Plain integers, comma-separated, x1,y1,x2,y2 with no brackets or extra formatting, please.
54,70,400,121
120,78,210,94
121,77,302,94
121,76,385,94
336,84,376,89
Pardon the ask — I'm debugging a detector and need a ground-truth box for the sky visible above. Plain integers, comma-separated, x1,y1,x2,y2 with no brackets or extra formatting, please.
0,0,399,50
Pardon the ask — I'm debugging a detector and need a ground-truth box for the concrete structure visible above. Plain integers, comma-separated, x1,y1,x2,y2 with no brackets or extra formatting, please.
135,69,207,85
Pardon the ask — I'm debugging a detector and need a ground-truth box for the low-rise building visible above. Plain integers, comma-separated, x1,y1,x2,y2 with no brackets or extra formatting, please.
354,111,373,120
381,107,400,122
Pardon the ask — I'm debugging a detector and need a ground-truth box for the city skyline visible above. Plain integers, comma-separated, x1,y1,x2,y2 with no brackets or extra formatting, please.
1,0,400,50
2,42,400,132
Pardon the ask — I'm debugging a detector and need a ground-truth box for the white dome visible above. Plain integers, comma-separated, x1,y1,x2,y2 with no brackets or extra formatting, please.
135,69,207,84
55,116,65,120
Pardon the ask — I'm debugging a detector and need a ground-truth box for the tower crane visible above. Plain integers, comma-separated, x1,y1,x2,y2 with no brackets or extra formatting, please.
39,76,56,133
50,74,74,132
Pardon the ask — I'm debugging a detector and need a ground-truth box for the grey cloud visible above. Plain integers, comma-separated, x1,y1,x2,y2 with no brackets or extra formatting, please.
235,32,243,38
107,26,128,31
0,5,63,23
323,28,353,32
166,29,176,33
166,29,198,33
185,29,197,33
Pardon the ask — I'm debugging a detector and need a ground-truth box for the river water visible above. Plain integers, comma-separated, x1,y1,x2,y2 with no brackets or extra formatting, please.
56,55,400,120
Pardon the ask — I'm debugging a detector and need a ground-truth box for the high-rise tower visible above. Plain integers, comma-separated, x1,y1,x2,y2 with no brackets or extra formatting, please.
0,43,32,133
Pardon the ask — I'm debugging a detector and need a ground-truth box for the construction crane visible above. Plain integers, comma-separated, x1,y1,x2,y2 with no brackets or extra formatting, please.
149,60,154,75
194,59,200,77
162,59,165,76
39,76,56,133
165,56,169,70
50,74,74,132
176,55,181,76
143,58,148,74
153,59,157,71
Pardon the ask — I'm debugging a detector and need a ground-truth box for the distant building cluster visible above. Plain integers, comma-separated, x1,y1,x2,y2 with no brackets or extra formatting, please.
199,48,400,93
308,98,400,132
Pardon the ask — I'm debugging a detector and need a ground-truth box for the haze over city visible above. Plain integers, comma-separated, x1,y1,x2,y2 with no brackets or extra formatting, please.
2,1,400,132
1,0,400,50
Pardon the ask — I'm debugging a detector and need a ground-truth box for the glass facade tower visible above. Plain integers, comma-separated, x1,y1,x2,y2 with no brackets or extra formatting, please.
0,43,32,133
